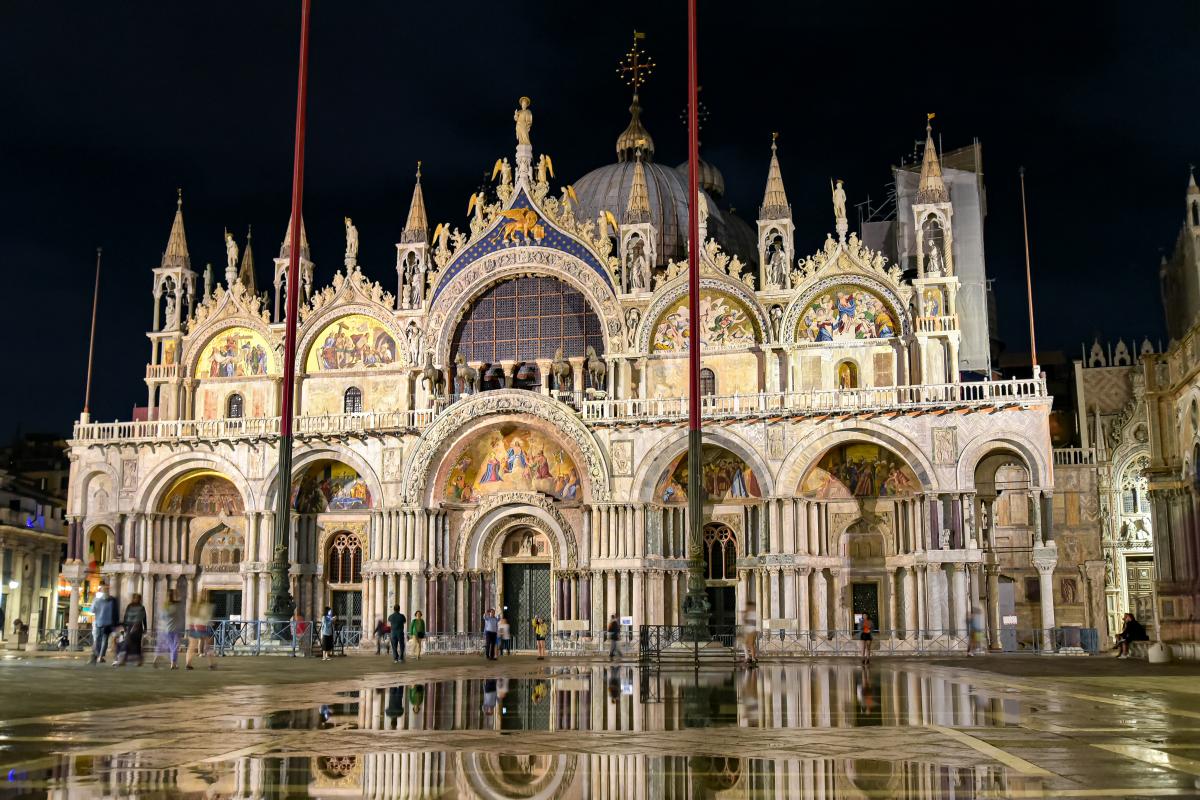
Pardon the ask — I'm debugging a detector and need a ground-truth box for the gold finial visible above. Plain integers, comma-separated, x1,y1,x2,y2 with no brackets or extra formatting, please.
176,187,182,207
246,224,252,240
926,112,936,133
617,30,655,93
771,131,779,151
416,160,422,180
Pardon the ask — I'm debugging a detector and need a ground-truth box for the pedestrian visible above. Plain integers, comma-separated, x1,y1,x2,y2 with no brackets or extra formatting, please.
409,610,426,660
859,615,873,665
532,616,549,660
1114,612,1149,658
373,618,387,655
483,608,499,660
116,593,147,666
388,605,407,662
408,682,425,714
89,582,119,665
743,599,760,666
483,677,498,718
607,614,620,661
498,616,512,656
290,609,307,657
152,591,180,669
968,604,987,655
184,597,215,670
320,606,336,661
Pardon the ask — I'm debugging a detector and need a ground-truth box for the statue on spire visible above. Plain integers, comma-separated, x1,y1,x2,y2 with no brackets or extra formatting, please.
224,230,239,275
514,96,533,146
344,217,359,267
831,179,847,223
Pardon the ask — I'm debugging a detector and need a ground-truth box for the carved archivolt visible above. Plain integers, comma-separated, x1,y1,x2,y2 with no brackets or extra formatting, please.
426,248,622,363
401,390,611,504
182,282,278,378
293,301,409,374
781,272,911,345
635,276,770,355
456,491,578,571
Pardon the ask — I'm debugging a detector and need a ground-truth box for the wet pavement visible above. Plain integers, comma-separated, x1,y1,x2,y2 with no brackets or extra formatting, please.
2,655,1200,797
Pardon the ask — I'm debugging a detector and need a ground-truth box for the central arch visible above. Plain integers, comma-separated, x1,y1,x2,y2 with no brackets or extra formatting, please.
402,390,611,505
457,493,578,572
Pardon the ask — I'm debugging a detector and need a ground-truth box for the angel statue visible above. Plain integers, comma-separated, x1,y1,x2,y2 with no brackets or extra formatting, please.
344,216,359,263
491,157,513,189
536,153,554,184
514,96,533,146
224,230,238,274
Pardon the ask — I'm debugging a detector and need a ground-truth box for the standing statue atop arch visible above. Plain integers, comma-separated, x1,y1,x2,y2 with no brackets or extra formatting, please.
831,179,847,222
343,217,359,265
514,96,533,146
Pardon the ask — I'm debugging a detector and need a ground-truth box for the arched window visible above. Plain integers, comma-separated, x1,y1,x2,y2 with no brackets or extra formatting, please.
328,532,363,584
700,368,716,396
1192,200,1199,228
226,393,244,419
703,523,737,580
344,386,363,413
836,360,859,389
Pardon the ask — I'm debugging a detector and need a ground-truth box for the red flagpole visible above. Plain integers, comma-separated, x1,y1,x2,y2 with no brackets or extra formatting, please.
1019,167,1038,378
269,0,312,621
82,247,102,421
682,0,710,631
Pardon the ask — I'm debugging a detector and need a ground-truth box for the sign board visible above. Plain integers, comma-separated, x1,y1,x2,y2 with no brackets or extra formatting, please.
1002,615,1019,626
620,616,634,627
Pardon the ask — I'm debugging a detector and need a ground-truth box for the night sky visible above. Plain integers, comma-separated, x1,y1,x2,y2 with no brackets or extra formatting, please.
2,2,1197,435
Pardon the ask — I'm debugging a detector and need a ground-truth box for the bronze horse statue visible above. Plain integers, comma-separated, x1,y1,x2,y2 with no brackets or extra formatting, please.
454,353,480,395
585,346,607,391
420,353,446,398
550,347,572,392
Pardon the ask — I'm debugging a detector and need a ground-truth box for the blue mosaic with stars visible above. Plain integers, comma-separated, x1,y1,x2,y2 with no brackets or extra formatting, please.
431,189,615,301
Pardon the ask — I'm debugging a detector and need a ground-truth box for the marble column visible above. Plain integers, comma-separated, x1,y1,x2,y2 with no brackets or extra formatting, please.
797,568,811,634
1034,551,1058,652
985,565,1002,650
903,566,917,638
949,564,967,637
887,569,899,635
810,569,827,637
68,577,83,649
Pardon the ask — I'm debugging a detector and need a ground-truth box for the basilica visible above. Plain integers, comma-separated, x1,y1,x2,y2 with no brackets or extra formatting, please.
60,79,1080,654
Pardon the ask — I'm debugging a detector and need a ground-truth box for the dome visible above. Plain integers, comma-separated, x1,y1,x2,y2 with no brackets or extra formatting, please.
675,157,725,200
573,158,696,265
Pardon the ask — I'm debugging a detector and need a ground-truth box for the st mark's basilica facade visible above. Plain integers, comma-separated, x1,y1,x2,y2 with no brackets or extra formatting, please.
60,86,1070,652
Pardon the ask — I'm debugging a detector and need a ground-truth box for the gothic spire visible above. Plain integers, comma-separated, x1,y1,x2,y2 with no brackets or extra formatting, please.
760,134,790,219
279,213,310,261
1188,164,1198,196
162,188,191,270
237,225,257,294
916,114,950,204
624,150,652,224
402,162,429,243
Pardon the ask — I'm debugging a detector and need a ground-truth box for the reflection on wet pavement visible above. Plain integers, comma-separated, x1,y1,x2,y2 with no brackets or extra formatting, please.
1,662,1199,797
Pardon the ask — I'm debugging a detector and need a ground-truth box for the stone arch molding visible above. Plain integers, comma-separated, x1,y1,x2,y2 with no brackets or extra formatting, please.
402,390,611,505
294,301,407,374
456,492,578,571
427,248,622,364
781,272,909,345
636,276,770,354
955,429,1050,491
775,423,937,496
261,445,385,511
630,427,776,503
134,452,256,514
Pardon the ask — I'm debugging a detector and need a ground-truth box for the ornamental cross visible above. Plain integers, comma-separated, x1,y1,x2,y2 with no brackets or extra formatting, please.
617,30,655,91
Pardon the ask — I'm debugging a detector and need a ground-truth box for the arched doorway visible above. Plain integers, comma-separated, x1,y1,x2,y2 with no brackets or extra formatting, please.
498,526,553,651
326,531,364,630
703,522,738,630
197,526,245,620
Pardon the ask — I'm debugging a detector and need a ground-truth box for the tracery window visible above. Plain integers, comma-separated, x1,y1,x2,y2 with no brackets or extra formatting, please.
327,532,363,584
700,368,716,396
226,393,243,419
344,386,363,413
703,523,737,581
451,276,604,365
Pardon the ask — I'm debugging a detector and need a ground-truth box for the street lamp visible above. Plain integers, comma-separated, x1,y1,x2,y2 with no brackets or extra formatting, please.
7,580,18,590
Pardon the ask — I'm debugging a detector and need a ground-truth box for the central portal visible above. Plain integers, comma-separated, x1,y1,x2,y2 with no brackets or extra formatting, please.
502,563,551,650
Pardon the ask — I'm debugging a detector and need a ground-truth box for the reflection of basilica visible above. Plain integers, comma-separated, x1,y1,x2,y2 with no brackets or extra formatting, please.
40,665,1044,798
62,40,1075,650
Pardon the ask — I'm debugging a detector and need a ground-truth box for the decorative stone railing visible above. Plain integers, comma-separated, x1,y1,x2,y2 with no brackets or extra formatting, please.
72,378,1047,445
916,315,958,333
145,364,179,379
1052,446,1097,466
582,377,1047,422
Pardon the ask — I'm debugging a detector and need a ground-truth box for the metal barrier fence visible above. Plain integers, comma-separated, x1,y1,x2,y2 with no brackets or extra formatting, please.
638,624,740,663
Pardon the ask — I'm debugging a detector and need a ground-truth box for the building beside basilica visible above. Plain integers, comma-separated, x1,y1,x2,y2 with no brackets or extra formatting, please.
63,81,1084,653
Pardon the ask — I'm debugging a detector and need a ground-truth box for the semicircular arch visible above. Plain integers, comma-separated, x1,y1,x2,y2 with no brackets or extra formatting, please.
135,453,255,514
296,305,406,375
456,493,578,571
776,423,936,496
402,390,611,505
631,427,774,503
781,273,908,345
427,250,621,365
261,446,385,512
955,429,1050,492
637,276,769,355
